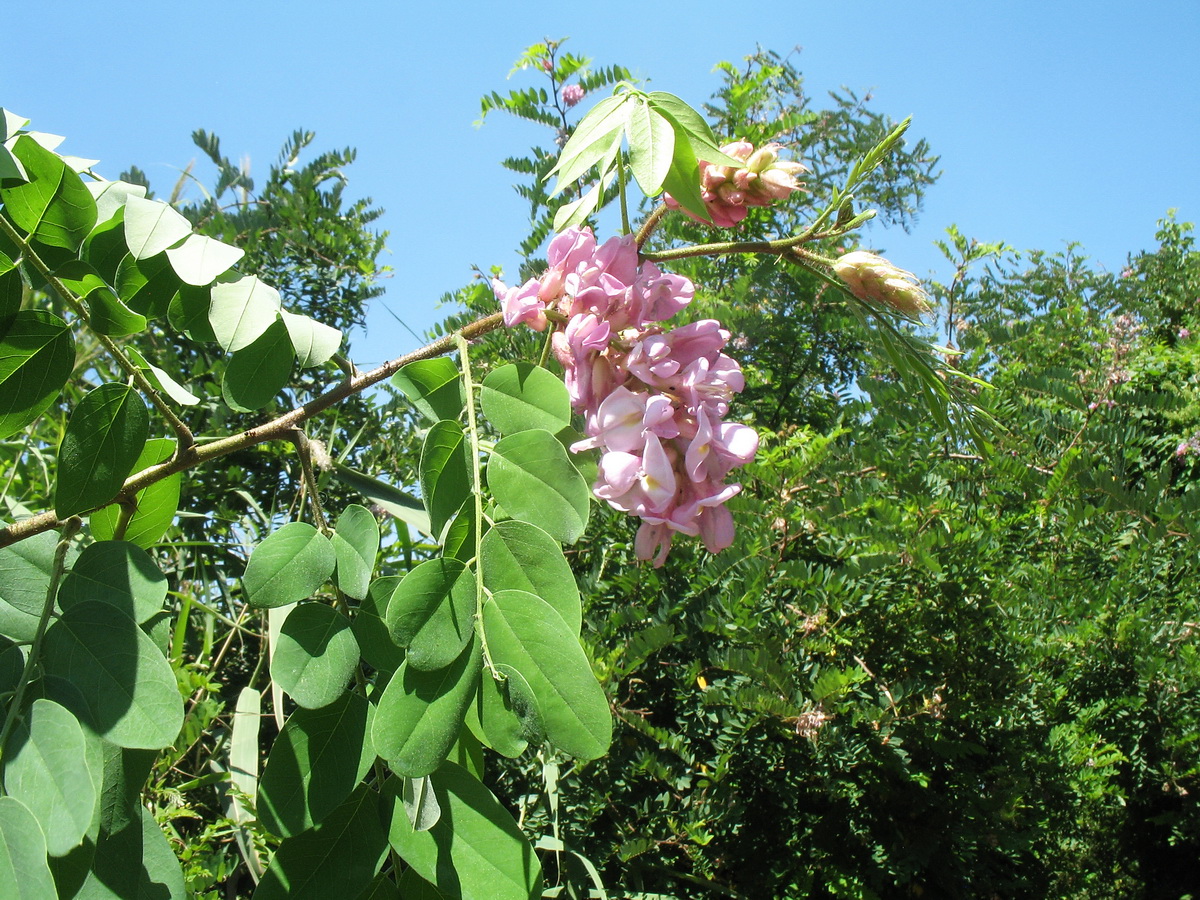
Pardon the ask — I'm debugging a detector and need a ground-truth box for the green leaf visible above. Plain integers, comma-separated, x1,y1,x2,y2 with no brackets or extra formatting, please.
646,92,744,166
0,250,20,322
546,93,630,185
483,590,611,760
3,699,98,856
243,522,336,609
332,504,379,601
121,195,191,260
545,124,624,196
420,420,472,540
55,259,146,336
332,464,431,537
228,686,261,828
0,796,57,900
281,309,342,368
626,99,675,197
166,284,217,342
55,382,149,518
385,557,476,671
466,664,542,759
40,601,183,749
258,691,375,839
0,309,75,440
352,577,406,674
371,640,481,778
58,540,167,624
164,233,244,286
209,274,282,352
80,211,129,284
659,136,709,223
78,805,186,899
391,358,465,424
386,762,542,900
480,363,571,435
87,179,147,224
222,316,293,411
272,602,360,709
0,529,60,618
487,430,590,544
1,134,97,250
115,251,182,318
125,346,200,406
254,785,387,900
89,438,182,548
481,520,581,633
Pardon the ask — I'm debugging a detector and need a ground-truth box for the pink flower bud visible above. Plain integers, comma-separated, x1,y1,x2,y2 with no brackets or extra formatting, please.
833,251,931,317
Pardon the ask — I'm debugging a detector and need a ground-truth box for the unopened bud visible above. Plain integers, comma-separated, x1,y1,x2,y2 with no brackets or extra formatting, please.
833,251,931,317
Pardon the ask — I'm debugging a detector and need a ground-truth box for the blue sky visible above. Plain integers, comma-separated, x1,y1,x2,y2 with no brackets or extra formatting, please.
3,1,1197,367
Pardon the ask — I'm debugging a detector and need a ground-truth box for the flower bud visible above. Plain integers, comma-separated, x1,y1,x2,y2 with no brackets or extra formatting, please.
561,84,585,108
833,251,931,317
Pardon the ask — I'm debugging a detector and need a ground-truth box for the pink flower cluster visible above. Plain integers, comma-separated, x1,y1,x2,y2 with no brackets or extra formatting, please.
665,140,807,228
561,84,585,108
493,226,758,565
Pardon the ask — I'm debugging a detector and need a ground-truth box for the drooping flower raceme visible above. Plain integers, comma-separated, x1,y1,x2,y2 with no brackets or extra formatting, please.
832,251,931,317
664,140,808,228
494,226,758,566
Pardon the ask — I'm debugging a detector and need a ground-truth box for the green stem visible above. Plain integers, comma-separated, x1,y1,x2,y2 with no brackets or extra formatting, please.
616,152,631,235
455,334,500,679
640,230,840,266
289,428,330,535
0,216,196,453
0,516,82,779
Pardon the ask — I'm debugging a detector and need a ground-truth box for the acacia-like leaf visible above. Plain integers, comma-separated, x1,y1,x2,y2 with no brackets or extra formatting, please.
0,796,57,899
3,699,98,856
331,504,379,601
386,762,542,900
483,590,611,760
487,429,590,544
626,99,675,197
480,363,571,435
222,316,293,411
40,601,183,749
165,233,244,286
371,640,481,778
481,520,581,633
58,539,167,624
55,382,149,518
257,691,375,839
386,557,476,671
122,195,191,260
280,309,342,368
89,438,182,548
1,134,97,250
420,420,472,540
54,259,147,336
0,309,75,440
272,602,360,709
209,274,282,352
392,358,465,423
243,522,336,609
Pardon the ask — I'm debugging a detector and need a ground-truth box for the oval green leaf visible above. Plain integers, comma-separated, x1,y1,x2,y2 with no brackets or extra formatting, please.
4,699,98,856
0,797,57,899
40,600,183,749
165,233,244,286
222,316,294,411
0,309,75,441
480,363,571,435
271,602,360,709
331,504,379,601
351,576,406,674
89,437,182,548
371,640,481,778
209,274,282,352
392,357,465,424
481,519,581,633
257,691,375,839
55,382,149,518
122,195,191,260
487,429,590,544
1,134,97,250
243,522,335,609
419,420,471,540
280,309,342,368
386,762,542,900
386,557,476,671
58,539,167,623
483,589,611,760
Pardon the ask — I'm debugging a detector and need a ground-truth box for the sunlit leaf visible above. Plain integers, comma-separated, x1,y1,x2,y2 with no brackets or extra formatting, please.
392,358,465,424
244,522,336,609
122,195,191,260
487,429,590,544
0,309,75,440
480,363,571,435
272,602,360,709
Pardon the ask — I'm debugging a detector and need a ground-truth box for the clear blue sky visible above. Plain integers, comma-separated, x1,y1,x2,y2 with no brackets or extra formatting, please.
3,1,1197,367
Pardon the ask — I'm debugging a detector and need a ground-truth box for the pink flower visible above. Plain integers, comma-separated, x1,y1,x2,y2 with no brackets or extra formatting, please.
664,140,808,228
561,84,585,108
